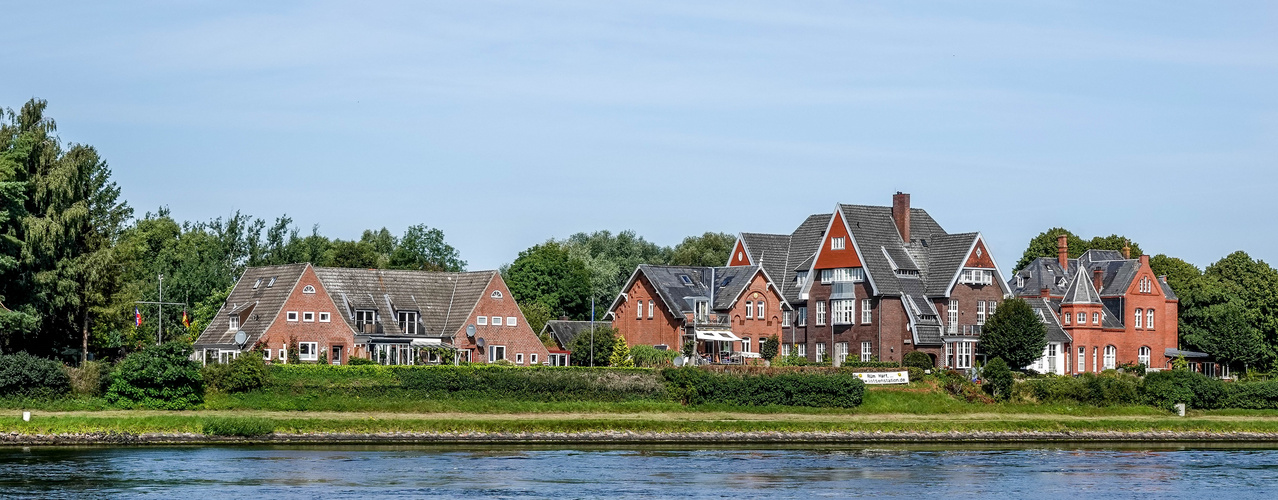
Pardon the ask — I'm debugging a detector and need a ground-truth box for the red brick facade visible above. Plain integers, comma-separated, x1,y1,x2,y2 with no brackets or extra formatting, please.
257,265,356,364
453,273,550,366
1057,255,1179,372
611,274,684,349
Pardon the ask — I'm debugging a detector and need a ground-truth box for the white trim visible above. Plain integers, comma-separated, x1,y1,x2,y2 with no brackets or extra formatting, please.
730,235,754,266
299,342,319,361
318,312,331,323
286,311,298,322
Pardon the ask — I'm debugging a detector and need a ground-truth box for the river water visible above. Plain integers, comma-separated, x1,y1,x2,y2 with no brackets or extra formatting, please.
1,444,1276,498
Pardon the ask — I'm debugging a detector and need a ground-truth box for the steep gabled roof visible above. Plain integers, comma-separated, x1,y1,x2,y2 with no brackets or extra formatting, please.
1025,297,1072,343
838,204,947,296
312,267,496,338
540,320,604,350
921,233,979,296
195,263,310,347
1062,268,1102,305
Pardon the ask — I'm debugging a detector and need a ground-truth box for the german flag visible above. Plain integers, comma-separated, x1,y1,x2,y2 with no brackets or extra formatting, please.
182,309,191,329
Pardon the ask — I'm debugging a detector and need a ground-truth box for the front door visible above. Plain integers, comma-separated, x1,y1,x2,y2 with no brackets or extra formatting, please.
331,345,343,365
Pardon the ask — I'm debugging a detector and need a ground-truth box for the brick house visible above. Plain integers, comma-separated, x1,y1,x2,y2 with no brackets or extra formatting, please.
605,265,789,362
1010,235,1180,373
729,193,1010,368
193,264,549,366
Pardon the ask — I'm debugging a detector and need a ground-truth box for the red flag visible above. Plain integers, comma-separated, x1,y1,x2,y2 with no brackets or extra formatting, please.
134,307,142,327
182,309,190,328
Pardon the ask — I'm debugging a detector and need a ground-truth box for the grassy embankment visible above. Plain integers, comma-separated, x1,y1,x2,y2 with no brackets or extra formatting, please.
5,375,1278,437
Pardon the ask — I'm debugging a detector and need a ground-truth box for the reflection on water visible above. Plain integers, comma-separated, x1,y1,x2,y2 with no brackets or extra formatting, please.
0,444,1276,498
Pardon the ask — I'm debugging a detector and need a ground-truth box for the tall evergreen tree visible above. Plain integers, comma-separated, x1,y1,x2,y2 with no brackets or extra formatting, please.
978,298,1047,370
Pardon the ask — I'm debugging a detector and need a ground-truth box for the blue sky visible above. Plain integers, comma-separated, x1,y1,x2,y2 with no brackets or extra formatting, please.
3,1,1275,273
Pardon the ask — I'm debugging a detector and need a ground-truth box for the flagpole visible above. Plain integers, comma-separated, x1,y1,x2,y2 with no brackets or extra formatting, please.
136,273,185,346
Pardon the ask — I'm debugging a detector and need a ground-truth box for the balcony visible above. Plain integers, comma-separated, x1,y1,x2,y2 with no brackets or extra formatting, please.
830,282,856,300
961,324,982,336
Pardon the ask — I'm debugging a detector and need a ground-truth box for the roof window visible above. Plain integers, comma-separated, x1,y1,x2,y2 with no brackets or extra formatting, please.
267,277,277,287
680,275,692,285
252,278,262,289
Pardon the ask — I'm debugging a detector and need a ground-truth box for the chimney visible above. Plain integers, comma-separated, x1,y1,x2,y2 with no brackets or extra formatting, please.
559,315,569,321
1092,269,1104,293
1139,254,1150,267
1040,287,1052,298
1057,234,1068,269
892,192,911,242
1122,242,1131,260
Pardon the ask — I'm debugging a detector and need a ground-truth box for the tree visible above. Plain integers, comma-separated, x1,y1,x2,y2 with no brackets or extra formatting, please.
562,230,671,310
760,335,779,362
389,224,465,271
982,357,1014,401
609,334,634,367
505,241,593,319
670,232,735,267
1149,254,1202,294
1177,251,1278,370
520,302,552,340
329,239,381,268
1013,228,1142,272
568,324,616,366
978,298,1047,370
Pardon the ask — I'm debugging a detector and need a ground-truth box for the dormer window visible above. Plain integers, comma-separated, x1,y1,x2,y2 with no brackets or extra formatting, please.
228,315,239,330
959,269,993,285
1057,277,1068,288
795,271,808,287
831,237,846,250
398,311,419,335
1016,275,1025,288
695,300,709,323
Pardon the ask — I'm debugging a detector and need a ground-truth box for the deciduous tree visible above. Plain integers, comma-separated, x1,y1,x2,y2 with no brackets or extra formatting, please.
978,298,1047,370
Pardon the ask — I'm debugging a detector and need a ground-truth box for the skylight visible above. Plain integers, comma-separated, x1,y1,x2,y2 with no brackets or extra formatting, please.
680,275,692,285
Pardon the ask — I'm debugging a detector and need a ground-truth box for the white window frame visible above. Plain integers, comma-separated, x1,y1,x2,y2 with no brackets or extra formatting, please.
263,349,271,360
976,301,987,325
820,269,833,284
815,342,827,362
1146,309,1155,330
516,353,524,365
355,309,376,328
399,311,419,334
831,299,854,325
783,311,791,327
489,345,506,362
831,237,845,250
1134,308,1143,329
637,300,643,319
757,300,765,319
1078,346,1086,372
319,312,331,323
956,342,973,369
477,316,488,326
278,348,286,362
782,344,791,357
491,316,503,326
988,301,997,317
745,301,754,319
743,337,752,353
796,343,806,357
1077,312,1086,324
491,290,503,299
1092,312,1100,325
815,301,826,326
831,267,863,283
228,315,239,330
947,300,958,334
531,353,539,365
1064,312,1071,325
648,300,654,319
1139,346,1151,366
1104,345,1116,370
302,285,316,294
507,316,517,327
287,311,298,322
299,342,318,361
303,311,315,322
862,299,872,324
861,341,872,362
797,307,807,327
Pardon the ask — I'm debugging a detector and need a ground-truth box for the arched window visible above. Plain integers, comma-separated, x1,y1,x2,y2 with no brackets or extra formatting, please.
1146,309,1155,330
1134,308,1143,329
1138,346,1151,366
1103,345,1117,370
302,285,316,294
490,291,503,299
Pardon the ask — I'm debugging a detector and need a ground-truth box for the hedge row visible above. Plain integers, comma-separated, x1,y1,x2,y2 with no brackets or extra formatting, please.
661,367,865,408
1020,370,1278,410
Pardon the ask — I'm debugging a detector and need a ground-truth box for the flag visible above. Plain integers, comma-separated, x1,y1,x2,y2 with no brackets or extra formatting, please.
134,307,142,327
182,309,190,329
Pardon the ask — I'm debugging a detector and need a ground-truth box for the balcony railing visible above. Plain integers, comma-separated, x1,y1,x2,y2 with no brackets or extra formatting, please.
961,324,982,336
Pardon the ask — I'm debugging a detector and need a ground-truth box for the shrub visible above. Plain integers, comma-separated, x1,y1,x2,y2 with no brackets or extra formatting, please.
204,354,270,393
982,357,1014,401
843,360,900,369
106,342,204,409
569,325,616,366
631,345,678,368
1023,372,1139,406
202,417,275,437
66,360,109,397
394,365,668,401
347,356,375,366
760,336,779,362
905,366,924,381
0,352,71,398
1222,379,1278,409
902,351,933,371
937,369,993,403
660,367,865,408
609,335,635,367
1140,369,1224,410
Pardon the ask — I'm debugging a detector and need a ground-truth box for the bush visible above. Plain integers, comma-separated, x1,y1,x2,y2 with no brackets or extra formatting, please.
394,365,668,401
842,360,900,369
902,351,933,371
937,369,993,403
202,417,276,437
660,367,865,408
760,336,779,362
631,345,678,368
982,357,1013,401
1222,379,1278,409
1140,370,1224,410
106,342,204,409
0,352,71,398
204,354,270,393
347,356,375,366
1023,372,1139,406
905,366,925,381
66,360,109,397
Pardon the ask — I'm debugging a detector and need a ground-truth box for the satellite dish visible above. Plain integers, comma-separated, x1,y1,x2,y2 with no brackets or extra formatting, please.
476,337,486,348
233,330,248,346
673,356,686,367
466,324,476,338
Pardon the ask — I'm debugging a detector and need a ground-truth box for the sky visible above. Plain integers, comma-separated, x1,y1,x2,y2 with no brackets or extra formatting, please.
2,1,1275,274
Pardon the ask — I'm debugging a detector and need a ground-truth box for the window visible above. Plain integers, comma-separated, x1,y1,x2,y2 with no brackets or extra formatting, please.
988,302,997,317
861,341,873,362
1078,346,1086,372
1146,309,1155,330
831,267,864,282
782,344,790,357
303,312,315,322
491,316,502,326
956,342,973,369
1077,312,1086,324
319,312,330,322
959,269,994,285
831,299,854,325
1063,312,1071,325
278,348,286,362
488,345,506,362
743,337,752,353
795,271,808,288
648,300,654,319
976,301,987,325
263,349,271,361
531,353,539,365
1093,346,1098,372
1140,277,1152,294
797,307,807,326
1092,312,1100,325
355,310,376,329
516,353,524,365
491,290,503,299
302,285,316,294
1134,308,1143,329
267,277,276,287
299,342,318,361
252,278,262,289
477,316,488,326
745,301,754,319
945,342,953,368
757,300,765,319
680,275,693,285
820,269,833,284
796,344,806,357
228,315,239,330
815,343,827,362
831,237,845,250
507,316,517,327
1017,275,1025,288
1138,346,1151,366
947,300,959,334
695,300,709,323
815,301,826,326
398,311,419,334
862,299,873,324
836,342,848,363
287,311,298,322
1103,345,1116,370
637,300,643,319
737,251,743,261
782,311,791,327
1046,344,1058,373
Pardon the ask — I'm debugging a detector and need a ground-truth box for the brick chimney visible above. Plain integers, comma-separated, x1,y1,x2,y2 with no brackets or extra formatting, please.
1122,242,1131,260
1057,234,1068,269
892,192,911,242
1040,287,1052,298
1092,269,1104,292
1140,254,1150,267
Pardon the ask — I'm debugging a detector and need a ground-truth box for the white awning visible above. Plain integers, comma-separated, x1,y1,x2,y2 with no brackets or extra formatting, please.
410,338,443,346
695,330,742,342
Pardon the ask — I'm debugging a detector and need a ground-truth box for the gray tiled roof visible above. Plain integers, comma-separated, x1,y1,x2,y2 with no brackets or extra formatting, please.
780,214,830,304
195,263,310,348
1159,279,1179,301
899,277,943,345
631,265,766,316
1026,298,1072,343
921,233,979,296
541,320,605,350
1062,268,1102,305
312,267,496,339
839,204,949,296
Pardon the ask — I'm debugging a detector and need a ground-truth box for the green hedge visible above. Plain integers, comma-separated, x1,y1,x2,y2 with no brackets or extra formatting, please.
0,352,70,398
661,367,865,408
268,365,667,402
106,342,204,410
1021,373,1140,406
